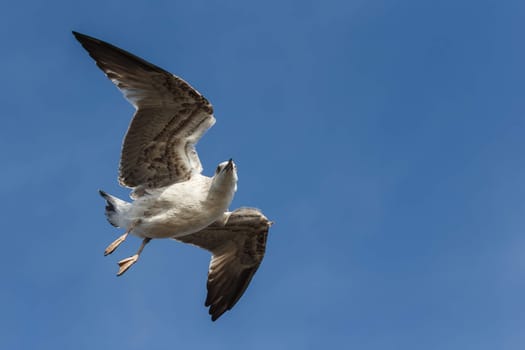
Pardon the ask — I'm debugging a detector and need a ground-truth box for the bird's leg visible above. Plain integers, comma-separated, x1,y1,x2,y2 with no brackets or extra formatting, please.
117,237,151,276
104,222,137,256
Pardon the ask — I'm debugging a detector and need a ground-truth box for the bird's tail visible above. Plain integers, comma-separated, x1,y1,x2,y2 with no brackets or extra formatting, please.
99,190,131,228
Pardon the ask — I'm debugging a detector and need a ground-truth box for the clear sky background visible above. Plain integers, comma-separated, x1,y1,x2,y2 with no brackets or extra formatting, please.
1,0,524,349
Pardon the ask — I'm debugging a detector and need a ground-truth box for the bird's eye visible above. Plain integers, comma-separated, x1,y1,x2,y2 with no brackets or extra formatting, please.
215,165,221,174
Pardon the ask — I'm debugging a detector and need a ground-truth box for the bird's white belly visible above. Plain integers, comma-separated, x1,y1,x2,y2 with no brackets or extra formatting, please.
125,176,231,239
135,205,225,239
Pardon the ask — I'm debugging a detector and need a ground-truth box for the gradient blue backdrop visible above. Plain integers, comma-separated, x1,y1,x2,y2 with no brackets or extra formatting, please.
1,0,524,349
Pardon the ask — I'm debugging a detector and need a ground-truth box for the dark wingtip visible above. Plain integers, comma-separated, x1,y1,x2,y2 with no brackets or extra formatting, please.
72,31,96,44
72,31,106,49
208,305,228,322
72,31,85,40
210,311,221,322
98,189,108,199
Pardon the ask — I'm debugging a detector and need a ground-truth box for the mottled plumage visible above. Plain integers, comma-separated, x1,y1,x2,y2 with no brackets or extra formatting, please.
73,31,272,321
74,31,214,197
175,208,272,321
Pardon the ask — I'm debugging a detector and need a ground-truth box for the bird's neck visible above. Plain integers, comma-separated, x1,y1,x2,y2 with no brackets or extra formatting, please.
208,177,237,204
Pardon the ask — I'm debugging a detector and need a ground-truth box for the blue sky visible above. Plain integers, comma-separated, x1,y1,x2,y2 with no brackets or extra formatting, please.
1,0,524,348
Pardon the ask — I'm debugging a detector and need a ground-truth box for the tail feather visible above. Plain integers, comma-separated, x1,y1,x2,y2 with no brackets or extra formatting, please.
99,190,130,228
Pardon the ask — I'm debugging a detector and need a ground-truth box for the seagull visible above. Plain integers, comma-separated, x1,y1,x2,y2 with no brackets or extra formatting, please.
73,31,272,321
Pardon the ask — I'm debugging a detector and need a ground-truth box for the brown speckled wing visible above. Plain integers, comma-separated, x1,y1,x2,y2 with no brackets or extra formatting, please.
175,208,272,321
73,32,215,194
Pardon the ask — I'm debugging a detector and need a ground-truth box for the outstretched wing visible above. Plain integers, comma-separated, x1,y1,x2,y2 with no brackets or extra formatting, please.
175,208,272,321
73,32,215,194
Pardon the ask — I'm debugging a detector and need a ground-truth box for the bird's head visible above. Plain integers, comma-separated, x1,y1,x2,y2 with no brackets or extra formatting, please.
211,158,238,193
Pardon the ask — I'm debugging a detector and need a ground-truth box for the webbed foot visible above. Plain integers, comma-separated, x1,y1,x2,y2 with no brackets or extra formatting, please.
117,254,138,276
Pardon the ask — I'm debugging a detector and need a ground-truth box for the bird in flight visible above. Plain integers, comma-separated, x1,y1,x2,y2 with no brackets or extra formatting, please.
73,31,272,321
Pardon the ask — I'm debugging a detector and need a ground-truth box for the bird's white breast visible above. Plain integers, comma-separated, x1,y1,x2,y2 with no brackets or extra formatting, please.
125,174,234,239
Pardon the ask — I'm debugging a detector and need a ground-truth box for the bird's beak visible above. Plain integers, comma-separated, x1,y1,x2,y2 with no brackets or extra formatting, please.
224,158,234,172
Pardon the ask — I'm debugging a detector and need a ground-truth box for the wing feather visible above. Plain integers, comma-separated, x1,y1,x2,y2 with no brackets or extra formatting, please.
73,31,214,192
175,208,272,321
